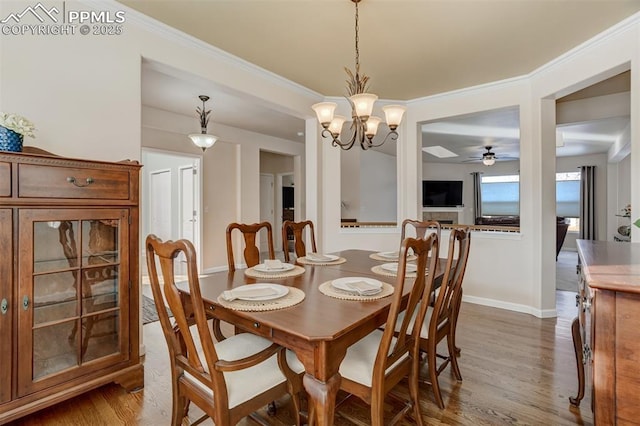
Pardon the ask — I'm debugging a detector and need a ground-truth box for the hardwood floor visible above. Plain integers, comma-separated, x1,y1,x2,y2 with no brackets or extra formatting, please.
11,291,592,425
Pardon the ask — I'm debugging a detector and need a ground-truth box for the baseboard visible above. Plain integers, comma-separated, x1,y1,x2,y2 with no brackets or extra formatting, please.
202,265,230,274
462,294,557,318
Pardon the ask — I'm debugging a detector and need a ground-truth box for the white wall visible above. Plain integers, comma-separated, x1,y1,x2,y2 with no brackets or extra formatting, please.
340,147,361,221
359,151,396,222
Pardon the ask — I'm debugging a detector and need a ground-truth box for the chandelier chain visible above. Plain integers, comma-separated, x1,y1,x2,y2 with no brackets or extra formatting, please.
354,0,359,73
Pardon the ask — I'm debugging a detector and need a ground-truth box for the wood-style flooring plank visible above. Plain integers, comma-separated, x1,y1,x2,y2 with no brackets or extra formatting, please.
10,291,592,425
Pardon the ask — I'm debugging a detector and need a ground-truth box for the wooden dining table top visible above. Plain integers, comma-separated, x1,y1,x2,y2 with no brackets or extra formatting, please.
177,249,445,426
188,250,441,341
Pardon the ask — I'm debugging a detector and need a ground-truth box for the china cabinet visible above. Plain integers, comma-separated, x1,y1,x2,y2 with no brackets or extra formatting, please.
0,148,143,424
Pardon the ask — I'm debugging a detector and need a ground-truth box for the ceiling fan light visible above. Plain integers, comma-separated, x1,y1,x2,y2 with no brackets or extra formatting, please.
349,93,378,119
382,105,406,129
482,156,496,166
312,102,337,127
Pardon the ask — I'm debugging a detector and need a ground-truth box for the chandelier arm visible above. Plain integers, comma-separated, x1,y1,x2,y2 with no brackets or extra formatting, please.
363,129,399,149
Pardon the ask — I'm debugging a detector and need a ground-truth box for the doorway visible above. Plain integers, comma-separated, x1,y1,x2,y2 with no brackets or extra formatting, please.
142,149,203,272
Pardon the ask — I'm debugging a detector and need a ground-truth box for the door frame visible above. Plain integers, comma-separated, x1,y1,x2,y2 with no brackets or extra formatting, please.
259,173,275,252
141,148,203,271
275,172,294,252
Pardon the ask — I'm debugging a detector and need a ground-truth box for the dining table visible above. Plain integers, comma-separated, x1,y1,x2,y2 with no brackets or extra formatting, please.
177,249,444,426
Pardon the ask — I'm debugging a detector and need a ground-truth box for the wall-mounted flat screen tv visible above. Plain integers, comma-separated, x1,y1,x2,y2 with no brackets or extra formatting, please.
422,180,463,207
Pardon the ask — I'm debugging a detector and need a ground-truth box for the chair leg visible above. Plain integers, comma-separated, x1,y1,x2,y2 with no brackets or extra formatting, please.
370,390,385,426
171,393,187,426
447,333,462,381
427,345,445,409
409,355,425,426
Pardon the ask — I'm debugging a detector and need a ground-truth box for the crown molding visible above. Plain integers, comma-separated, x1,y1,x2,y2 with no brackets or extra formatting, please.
78,0,323,101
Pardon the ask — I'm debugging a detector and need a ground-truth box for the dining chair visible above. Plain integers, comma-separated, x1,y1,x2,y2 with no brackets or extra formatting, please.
337,234,439,426
400,219,441,243
145,234,305,426
226,221,275,271
282,220,317,262
413,227,471,409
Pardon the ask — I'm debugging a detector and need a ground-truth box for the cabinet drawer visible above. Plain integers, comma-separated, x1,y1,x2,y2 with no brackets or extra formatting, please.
0,162,10,197
18,164,129,200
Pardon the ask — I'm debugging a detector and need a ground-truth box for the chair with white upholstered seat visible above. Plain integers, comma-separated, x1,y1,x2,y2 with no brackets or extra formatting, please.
337,234,439,425
400,219,441,245
145,234,305,426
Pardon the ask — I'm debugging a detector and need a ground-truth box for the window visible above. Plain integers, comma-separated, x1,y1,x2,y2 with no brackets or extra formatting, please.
556,171,580,232
480,174,519,216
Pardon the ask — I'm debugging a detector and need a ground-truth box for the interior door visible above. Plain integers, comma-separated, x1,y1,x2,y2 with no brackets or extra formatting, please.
149,169,172,242
178,164,201,274
259,174,275,252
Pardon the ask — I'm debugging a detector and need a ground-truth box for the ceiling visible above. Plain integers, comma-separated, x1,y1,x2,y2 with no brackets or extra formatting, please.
128,1,636,158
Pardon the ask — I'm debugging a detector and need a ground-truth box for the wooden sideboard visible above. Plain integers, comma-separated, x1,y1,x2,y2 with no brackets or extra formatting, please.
0,149,143,424
571,240,640,425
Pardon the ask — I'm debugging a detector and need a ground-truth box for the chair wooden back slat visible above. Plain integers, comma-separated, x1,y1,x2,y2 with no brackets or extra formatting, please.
282,220,317,262
400,219,441,251
226,222,275,271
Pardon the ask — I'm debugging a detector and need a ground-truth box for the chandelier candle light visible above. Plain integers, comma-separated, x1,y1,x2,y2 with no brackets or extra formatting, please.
188,95,218,152
312,0,406,150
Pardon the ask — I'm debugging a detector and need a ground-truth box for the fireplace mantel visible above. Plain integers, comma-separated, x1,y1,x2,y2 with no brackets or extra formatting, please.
422,207,464,224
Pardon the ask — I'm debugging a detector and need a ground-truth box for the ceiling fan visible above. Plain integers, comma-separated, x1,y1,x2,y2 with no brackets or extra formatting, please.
464,146,517,166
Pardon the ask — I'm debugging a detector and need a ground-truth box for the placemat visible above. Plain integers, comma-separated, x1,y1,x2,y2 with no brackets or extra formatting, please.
244,265,306,279
296,256,347,266
370,265,427,278
318,280,394,301
217,287,305,311
369,253,417,262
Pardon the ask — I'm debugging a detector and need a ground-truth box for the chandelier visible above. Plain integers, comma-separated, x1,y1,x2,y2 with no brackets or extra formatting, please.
188,95,218,152
312,0,406,151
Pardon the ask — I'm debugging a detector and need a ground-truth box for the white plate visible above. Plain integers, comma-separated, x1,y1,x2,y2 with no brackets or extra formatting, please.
381,262,417,273
377,251,399,260
305,253,339,262
253,262,296,273
229,284,289,301
331,277,383,293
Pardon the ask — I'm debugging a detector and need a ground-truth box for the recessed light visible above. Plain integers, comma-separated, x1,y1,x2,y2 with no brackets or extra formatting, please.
297,132,304,137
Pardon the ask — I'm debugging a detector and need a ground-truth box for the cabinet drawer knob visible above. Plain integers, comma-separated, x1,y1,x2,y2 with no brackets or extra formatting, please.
67,176,94,187
1,298,7,315
22,296,29,311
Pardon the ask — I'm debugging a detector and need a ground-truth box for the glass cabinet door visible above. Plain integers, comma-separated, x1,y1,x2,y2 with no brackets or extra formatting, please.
0,209,11,403
17,209,129,396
